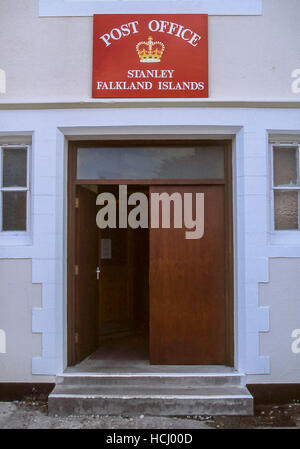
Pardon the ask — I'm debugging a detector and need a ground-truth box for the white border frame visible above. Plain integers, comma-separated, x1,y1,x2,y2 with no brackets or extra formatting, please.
58,126,244,375
59,125,268,376
39,0,263,17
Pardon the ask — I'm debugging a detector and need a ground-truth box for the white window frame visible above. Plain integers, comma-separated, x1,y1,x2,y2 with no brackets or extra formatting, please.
39,0,263,17
0,144,31,246
270,142,300,246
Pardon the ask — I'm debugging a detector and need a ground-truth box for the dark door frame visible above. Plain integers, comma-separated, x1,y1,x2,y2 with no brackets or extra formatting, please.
67,140,234,367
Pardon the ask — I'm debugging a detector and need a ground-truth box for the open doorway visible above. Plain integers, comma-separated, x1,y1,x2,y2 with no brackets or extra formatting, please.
97,185,149,363
73,184,149,367
67,141,234,369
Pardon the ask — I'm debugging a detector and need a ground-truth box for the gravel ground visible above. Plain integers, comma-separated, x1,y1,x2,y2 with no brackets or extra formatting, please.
1,401,300,429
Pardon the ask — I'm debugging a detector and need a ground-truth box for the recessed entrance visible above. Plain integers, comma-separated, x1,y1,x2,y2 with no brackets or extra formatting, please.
67,141,234,368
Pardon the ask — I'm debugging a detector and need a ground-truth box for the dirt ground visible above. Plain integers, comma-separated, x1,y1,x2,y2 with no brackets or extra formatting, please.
1,400,300,429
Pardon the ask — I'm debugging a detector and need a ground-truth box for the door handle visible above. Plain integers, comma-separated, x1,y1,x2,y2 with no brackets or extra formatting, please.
96,266,101,280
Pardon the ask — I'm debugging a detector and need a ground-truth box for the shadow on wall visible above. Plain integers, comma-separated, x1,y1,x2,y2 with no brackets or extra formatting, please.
0,329,6,353
0,69,6,94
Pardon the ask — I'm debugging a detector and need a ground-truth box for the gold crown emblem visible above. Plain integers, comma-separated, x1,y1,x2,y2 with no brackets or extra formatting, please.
136,36,165,63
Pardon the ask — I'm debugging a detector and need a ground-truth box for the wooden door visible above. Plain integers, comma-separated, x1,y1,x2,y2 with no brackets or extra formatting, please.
149,185,226,365
74,186,99,363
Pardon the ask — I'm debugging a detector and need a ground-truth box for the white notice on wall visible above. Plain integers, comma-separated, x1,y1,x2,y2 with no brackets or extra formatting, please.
101,238,112,259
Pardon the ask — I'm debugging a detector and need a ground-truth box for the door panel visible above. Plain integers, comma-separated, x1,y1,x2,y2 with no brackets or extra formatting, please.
149,185,226,365
74,186,99,363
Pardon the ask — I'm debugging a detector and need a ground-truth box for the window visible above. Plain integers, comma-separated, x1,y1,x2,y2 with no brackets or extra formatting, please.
77,145,225,180
0,145,30,233
272,144,300,231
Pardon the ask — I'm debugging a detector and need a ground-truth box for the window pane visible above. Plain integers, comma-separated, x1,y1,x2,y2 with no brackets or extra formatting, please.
274,190,299,230
273,146,298,186
77,146,225,180
2,191,27,231
2,148,27,187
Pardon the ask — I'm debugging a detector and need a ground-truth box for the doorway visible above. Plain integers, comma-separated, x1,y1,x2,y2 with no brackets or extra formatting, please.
97,185,149,363
71,184,149,366
67,141,234,368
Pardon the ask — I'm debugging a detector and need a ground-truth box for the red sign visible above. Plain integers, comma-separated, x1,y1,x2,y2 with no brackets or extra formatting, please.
92,14,208,98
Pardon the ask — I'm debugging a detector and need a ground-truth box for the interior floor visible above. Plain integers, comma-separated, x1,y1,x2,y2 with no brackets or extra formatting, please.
90,334,148,362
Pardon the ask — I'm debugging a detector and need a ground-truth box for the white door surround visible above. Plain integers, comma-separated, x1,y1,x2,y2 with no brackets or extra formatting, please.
1,105,300,377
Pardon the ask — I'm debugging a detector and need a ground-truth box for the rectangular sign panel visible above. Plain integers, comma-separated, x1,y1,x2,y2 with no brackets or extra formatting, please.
93,14,208,98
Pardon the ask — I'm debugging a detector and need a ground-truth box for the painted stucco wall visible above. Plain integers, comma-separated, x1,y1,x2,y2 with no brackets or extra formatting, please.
0,0,299,101
0,259,54,382
248,258,300,384
0,255,299,383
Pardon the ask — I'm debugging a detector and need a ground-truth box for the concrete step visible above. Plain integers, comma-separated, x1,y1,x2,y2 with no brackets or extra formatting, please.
56,373,244,387
48,379,253,416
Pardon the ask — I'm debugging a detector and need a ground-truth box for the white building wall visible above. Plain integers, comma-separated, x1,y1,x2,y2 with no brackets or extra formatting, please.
0,0,299,101
0,106,299,381
0,0,300,383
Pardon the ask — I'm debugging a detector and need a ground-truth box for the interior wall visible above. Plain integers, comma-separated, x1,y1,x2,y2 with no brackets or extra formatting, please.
97,186,149,342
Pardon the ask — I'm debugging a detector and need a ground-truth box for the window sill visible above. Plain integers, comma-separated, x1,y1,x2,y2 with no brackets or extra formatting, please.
270,231,300,247
0,232,32,247
39,0,263,17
